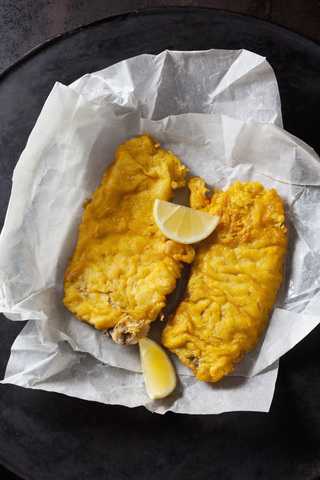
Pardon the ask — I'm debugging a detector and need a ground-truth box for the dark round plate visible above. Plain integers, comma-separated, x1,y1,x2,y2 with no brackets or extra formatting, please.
1,8,320,480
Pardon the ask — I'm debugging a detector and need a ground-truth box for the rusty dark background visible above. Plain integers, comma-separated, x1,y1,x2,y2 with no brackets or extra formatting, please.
1,0,319,74
0,2,319,480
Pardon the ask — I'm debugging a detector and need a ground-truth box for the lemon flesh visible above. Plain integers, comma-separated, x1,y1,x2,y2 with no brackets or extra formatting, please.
154,199,219,244
139,337,177,400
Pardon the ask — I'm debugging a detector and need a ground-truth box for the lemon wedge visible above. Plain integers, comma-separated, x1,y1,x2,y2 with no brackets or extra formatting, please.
139,337,177,400
154,198,219,244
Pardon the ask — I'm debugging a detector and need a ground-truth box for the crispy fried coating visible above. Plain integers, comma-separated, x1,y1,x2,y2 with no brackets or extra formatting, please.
161,178,287,382
63,134,195,345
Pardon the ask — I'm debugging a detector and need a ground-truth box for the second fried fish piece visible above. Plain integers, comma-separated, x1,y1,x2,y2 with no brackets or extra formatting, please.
162,178,287,382
63,134,195,345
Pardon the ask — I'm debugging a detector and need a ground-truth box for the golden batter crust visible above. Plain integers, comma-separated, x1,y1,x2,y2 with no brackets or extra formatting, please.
63,134,195,345
161,179,287,382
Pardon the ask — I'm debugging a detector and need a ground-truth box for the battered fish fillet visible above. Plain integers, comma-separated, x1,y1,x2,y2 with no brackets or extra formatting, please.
161,178,287,382
63,134,195,345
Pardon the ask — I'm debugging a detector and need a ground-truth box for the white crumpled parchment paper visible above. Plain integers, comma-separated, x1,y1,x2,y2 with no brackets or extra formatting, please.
1,49,320,415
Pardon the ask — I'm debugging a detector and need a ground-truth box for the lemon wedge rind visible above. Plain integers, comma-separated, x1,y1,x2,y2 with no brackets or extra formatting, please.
154,198,219,244
139,337,177,400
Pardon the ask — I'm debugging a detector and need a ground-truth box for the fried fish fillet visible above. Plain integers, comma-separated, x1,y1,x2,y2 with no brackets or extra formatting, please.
161,178,287,382
63,134,195,345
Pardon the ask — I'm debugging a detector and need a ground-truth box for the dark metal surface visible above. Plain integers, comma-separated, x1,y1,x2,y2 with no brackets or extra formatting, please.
0,7,320,480
1,0,319,74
